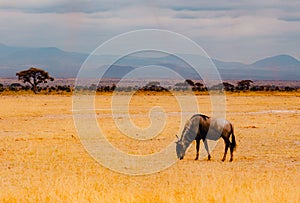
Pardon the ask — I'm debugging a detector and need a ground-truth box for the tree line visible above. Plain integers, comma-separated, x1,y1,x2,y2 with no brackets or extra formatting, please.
0,67,298,93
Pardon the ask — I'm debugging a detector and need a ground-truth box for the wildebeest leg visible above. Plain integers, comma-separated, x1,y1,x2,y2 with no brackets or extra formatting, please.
229,142,234,162
204,139,211,160
195,139,200,160
229,131,236,162
229,149,233,162
222,138,230,162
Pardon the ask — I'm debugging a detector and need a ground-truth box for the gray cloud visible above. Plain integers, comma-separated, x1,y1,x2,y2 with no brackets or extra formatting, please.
0,0,300,63
0,0,145,13
279,16,300,22
0,0,292,14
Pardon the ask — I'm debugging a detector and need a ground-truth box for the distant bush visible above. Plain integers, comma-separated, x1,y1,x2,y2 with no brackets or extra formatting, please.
223,82,235,91
250,86,264,91
236,80,254,90
284,86,295,91
9,83,23,91
0,83,4,92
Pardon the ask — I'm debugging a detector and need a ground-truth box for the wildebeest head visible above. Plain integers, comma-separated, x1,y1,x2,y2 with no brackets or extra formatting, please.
175,135,185,160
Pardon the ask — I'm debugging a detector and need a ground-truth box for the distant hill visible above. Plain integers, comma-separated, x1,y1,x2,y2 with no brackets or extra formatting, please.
0,43,87,77
0,43,299,80
246,55,300,80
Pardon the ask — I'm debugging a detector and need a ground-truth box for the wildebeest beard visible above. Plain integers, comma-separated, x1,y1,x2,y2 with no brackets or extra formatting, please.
176,117,199,159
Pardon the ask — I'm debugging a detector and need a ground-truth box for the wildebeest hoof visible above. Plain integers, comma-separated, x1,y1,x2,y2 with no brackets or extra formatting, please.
221,158,225,162
195,157,198,160
229,158,233,162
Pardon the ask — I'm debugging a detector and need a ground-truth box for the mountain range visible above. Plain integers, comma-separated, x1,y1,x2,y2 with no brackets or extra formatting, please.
0,43,299,80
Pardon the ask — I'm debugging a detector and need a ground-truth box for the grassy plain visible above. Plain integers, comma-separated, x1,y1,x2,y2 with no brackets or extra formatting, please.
0,92,299,202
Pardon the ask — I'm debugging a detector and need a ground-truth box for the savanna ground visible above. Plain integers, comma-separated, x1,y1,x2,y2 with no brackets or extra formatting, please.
0,91,299,202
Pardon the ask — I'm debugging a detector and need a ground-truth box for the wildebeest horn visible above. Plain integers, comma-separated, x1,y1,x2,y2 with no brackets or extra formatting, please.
176,134,179,139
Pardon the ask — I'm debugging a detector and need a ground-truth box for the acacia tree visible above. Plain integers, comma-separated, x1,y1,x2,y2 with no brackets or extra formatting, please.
236,80,253,90
16,67,54,93
185,79,195,86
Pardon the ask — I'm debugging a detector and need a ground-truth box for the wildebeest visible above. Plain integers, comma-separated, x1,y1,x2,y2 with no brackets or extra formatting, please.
176,114,236,161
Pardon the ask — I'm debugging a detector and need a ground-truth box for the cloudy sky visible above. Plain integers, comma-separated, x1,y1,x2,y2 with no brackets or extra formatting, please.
1,0,300,63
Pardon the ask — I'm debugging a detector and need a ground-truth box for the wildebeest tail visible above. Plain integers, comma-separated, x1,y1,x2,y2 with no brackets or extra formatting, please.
230,124,236,151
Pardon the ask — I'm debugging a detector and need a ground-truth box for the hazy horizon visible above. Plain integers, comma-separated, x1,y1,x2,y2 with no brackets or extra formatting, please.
1,42,300,65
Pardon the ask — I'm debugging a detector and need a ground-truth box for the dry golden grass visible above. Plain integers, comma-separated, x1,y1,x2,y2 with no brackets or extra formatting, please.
0,92,299,202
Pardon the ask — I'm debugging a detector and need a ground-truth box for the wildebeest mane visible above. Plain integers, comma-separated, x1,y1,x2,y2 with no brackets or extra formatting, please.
191,114,209,121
